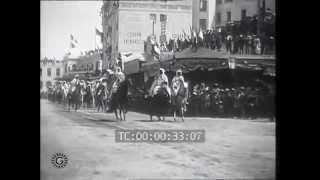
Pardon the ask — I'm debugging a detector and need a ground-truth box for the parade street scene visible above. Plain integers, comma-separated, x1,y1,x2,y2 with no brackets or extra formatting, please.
41,1,276,180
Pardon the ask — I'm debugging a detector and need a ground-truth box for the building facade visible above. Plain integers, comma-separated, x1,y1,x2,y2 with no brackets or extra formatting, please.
62,51,103,78
101,0,193,68
40,58,65,91
215,0,275,28
192,0,216,31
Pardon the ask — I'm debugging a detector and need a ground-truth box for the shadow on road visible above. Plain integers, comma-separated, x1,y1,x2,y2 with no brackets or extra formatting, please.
135,119,182,123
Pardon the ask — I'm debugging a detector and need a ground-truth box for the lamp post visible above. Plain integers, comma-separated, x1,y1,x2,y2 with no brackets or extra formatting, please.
150,14,156,36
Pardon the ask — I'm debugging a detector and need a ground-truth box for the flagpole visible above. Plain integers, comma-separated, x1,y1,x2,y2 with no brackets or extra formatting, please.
94,27,96,50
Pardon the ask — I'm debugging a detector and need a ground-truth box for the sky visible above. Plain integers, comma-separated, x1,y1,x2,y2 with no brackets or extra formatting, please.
41,1,103,60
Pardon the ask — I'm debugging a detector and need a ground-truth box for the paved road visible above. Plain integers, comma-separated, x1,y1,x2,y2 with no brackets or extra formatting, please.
41,99,275,180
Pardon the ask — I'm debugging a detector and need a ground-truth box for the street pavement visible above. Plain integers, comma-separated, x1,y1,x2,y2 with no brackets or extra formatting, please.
41,99,275,180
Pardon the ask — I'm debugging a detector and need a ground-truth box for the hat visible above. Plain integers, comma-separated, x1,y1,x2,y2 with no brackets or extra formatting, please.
75,74,79,78
176,69,182,73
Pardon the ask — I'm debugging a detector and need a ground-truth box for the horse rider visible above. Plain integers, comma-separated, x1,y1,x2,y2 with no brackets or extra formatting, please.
115,67,125,84
71,74,80,86
171,69,188,108
110,66,125,94
171,69,185,95
149,68,171,97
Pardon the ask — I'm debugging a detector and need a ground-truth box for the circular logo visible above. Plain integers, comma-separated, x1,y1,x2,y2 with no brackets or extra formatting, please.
51,153,68,168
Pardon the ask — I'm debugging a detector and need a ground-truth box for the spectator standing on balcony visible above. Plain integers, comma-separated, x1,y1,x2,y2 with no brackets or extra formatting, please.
250,34,255,54
246,34,252,54
239,34,244,55
260,33,267,55
216,32,222,51
233,35,239,54
244,34,249,54
253,36,261,54
210,30,216,50
269,36,275,54
226,34,232,53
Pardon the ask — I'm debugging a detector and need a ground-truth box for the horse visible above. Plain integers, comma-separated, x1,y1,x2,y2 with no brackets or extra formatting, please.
95,85,107,113
109,78,131,121
171,80,189,121
67,84,82,111
55,86,64,104
146,85,171,121
83,85,93,109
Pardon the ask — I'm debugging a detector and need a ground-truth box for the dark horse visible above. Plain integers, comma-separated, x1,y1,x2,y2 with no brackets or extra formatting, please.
109,78,131,121
67,84,82,111
146,86,171,121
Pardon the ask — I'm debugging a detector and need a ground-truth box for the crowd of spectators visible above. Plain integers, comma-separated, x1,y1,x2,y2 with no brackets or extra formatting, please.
187,81,275,120
156,29,274,56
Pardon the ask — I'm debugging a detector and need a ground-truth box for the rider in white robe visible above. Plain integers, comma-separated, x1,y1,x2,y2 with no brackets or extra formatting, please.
149,68,171,97
171,69,188,109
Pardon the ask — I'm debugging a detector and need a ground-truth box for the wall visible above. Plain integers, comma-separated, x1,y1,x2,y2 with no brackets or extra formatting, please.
192,0,216,31
40,60,64,91
215,0,275,27
103,0,192,67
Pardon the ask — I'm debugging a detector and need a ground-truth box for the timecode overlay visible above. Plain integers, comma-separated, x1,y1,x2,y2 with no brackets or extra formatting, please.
115,129,205,143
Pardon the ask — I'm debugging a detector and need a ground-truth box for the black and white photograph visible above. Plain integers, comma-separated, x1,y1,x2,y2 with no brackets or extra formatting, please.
41,0,276,179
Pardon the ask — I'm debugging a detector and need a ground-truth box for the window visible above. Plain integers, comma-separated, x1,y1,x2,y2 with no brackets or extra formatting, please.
200,0,207,11
47,68,51,77
56,68,60,77
241,9,246,20
216,12,221,24
72,64,76,71
160,14,167,22
225,0,233,3
216,0,222,5
150,13,156,23
199,19,207,31
227,11,231,22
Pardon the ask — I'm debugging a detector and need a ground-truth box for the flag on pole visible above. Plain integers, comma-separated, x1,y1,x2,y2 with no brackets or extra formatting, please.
198,29,203,40
70,34,78,48
95,28,103,37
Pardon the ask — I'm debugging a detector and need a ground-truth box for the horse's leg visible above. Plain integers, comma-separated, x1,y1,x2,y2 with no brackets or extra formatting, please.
181,106,184,122
123,107,126,121
173,110,176,121
120,108,123,121
114,109,119,120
